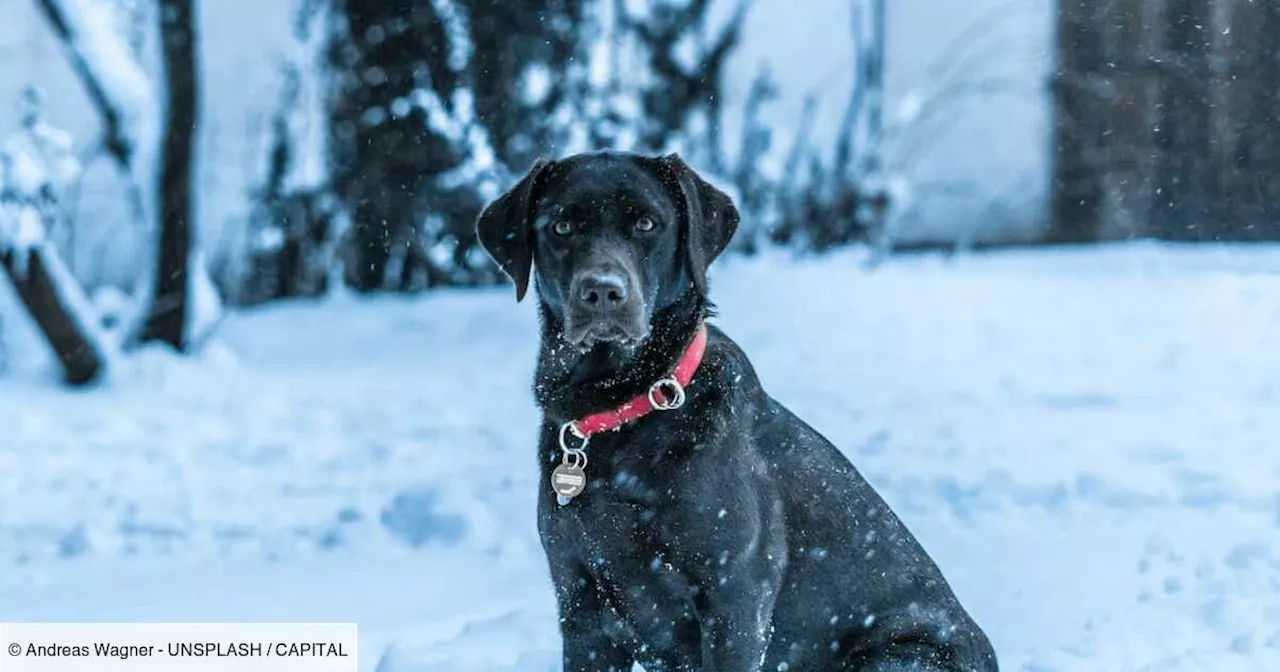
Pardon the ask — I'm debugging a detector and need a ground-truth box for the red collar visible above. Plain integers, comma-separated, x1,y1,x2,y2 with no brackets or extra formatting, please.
560,323,709,448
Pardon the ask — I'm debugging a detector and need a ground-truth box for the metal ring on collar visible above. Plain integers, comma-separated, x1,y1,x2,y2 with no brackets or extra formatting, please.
563,448,587,471
648,377,686,411
559,421,589,452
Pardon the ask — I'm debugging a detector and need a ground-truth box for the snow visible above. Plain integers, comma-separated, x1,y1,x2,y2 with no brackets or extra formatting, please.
2,243,1280,671
279,6,331,195
1,88,82,218
59,0,156,125
430,0,474,75
0,209,48,278
0,118,80,197
183,245,225,351
520,65,553,107
413,85,502,199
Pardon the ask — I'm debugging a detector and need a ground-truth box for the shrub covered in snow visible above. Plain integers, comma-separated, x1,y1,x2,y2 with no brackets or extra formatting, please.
0,86,111,384
0,88,81,261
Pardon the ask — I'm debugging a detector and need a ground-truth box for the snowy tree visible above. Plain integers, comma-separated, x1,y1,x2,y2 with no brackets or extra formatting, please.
325,0,490,292
34,0,223,352
231,66,344,305
322,0,594,293
460,0,588,172
727,64,780,254
220,0,345,306
614,0,749,171
247,0,932,299
0,87,110,385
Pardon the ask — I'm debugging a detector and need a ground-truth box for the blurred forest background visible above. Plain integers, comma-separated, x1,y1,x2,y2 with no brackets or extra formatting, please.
0,0,1277,385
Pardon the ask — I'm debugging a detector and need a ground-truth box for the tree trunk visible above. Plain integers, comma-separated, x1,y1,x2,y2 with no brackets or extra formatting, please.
137,0,198,350
1,244,106,386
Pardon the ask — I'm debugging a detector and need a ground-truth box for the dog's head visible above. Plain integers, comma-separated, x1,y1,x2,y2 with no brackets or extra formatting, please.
476,151,738,351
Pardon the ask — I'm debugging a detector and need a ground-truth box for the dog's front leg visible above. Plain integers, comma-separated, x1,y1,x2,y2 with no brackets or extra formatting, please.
673,486,786,671
691,555,781,671
553,561,636,672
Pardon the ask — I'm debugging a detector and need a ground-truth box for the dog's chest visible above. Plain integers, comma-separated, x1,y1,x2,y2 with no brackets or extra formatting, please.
547,458,666,520
542,490,665,572
543,423,685,500
541,443,679,550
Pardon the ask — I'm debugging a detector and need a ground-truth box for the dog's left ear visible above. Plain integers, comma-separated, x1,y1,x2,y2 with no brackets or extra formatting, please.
475,159,554,302
657,153,740,295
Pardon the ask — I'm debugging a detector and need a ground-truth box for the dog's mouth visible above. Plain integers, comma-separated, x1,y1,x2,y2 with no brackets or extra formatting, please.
564,318,650,353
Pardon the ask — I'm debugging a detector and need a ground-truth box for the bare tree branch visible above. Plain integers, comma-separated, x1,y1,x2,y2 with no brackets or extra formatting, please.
32,0,154,168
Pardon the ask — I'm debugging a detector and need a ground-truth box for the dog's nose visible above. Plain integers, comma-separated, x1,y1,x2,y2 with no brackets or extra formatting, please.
575,272,629,309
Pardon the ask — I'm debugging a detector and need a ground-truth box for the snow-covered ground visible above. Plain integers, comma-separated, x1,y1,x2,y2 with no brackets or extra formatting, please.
2,243,1279,671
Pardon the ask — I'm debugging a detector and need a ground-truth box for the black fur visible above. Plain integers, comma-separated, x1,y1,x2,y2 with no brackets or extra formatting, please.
476,150,999,671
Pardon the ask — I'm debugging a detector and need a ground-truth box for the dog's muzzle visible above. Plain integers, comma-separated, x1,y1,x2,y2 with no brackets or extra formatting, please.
565,268,648,349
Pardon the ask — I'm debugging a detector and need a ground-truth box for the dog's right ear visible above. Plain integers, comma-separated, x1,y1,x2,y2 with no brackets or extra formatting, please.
475,159,553,302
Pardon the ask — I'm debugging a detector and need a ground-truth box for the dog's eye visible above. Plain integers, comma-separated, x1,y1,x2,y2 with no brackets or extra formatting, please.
635,216,656,233
551,220,574,236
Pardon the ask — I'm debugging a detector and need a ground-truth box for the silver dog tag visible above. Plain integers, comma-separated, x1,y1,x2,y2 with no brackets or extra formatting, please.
552,462,587,503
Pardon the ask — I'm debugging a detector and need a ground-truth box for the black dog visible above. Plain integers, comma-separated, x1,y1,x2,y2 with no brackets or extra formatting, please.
476,150,998,671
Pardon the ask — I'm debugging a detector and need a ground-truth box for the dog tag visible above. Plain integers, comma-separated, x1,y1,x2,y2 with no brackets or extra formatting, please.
551,462,587,502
